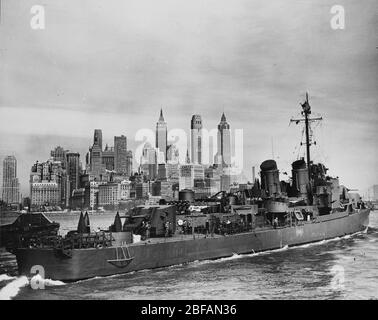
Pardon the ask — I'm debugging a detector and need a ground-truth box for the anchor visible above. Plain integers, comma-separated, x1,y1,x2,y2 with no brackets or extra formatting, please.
107,246,134,268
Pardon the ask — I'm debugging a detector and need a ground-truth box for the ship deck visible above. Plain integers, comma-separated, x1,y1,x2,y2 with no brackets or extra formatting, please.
128,225,282,247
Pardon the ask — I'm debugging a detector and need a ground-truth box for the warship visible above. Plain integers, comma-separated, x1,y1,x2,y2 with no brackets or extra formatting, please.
10,94,370,281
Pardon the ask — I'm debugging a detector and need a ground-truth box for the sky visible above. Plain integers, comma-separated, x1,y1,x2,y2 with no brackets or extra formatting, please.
0,0,377,197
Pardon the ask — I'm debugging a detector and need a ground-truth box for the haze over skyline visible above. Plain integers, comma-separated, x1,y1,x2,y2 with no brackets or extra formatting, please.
0,0,377,196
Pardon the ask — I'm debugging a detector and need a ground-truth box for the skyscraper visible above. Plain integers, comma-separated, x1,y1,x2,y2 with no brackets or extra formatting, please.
102,145,115,171
66,152,80,193
167,144,179,164
1,155,20,204
51,146,68,168
191,115,202,164
156,109,167,162
90,129,103,178
126,150,133,177
93,129,103,151
140,142,158,180
114,135,127,174
216,113,231,166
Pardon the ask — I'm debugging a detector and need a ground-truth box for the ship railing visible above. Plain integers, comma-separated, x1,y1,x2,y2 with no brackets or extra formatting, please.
46,232,114,250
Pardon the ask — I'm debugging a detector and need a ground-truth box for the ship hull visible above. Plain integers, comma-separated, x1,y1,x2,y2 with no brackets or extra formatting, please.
15,209,370,281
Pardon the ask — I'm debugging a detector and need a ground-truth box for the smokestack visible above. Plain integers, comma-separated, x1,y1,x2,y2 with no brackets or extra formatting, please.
252,166,255,183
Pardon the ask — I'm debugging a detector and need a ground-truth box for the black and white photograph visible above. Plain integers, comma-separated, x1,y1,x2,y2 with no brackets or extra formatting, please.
0,0,377,304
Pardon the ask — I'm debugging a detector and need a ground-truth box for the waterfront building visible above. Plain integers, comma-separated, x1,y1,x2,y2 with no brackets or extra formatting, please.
30,181,60,206
88,181,106,209
1,155,20,204
70,188,87,210
136,182,150,199
119,180,131,200
98,183,119,206
30,159,66,208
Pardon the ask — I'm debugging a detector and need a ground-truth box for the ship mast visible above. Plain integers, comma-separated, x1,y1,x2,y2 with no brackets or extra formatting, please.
290,93,323,181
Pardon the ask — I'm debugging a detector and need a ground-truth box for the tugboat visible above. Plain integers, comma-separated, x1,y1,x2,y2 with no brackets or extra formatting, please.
11,94,370,281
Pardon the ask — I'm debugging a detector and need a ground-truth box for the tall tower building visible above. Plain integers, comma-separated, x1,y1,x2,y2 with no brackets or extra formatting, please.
66,152,80,193
191,115,202,164
90,129,103,178
102,144,115,171
126,150,133,177
114,135,127,175
216,113,231,166
1,156,20,204
140,142,157,180
93,129,103,151
156,109,167,162
167,144,179,164
51,146,68,168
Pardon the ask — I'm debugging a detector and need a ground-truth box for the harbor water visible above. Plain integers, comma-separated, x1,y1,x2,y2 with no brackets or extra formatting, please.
0,211,377,300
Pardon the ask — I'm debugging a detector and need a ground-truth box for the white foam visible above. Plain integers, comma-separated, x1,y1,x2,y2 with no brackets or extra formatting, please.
192,233,364,266
273,245,290,252
0,274,16,282
75,272,126,284
0,276,29,300
43,278,66,287
218,253,243,262
191,245,291,266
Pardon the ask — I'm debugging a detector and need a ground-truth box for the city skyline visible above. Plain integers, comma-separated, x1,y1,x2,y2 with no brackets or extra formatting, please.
0,0,377,196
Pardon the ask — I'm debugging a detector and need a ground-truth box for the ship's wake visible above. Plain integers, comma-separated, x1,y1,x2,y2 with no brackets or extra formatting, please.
0,275,29,300
187,232,365,266
0,274,16,282
39,278,66,287
0,274,66,300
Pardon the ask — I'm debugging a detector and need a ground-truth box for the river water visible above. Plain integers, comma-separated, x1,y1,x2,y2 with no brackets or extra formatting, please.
0,211,377,300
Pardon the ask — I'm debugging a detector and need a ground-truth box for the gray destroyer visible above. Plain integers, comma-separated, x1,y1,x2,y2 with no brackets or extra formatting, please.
12,95,370,281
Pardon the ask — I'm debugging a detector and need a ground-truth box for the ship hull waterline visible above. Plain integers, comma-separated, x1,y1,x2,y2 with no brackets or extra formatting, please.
15,209,370,281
